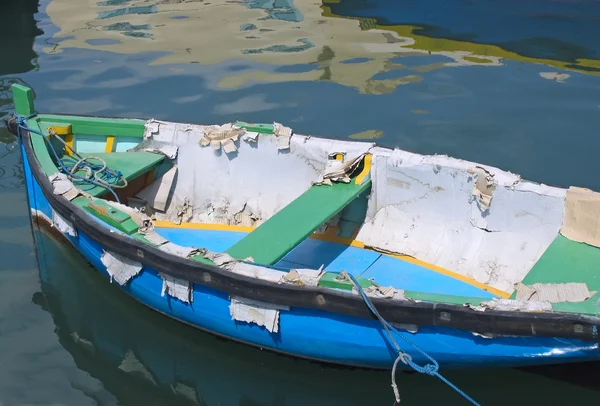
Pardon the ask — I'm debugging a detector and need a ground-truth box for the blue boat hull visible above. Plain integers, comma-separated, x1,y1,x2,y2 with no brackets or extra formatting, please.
21,142,600,370
33,224,600,405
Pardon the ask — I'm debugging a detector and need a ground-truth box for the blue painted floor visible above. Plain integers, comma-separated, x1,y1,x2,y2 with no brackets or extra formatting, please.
155,227,495,298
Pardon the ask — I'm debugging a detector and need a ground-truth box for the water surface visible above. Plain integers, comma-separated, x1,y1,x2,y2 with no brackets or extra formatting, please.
1,0,600,404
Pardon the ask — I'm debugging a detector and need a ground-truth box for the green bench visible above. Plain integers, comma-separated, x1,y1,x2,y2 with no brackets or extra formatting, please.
226,157,372,265
68,152,165,198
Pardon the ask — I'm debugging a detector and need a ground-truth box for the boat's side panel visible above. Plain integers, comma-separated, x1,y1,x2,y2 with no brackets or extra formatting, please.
60,228,600,368
21,151,600,369
74,135,107,153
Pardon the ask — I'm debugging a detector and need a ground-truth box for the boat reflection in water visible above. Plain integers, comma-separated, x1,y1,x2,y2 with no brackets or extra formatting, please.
32,220,600,405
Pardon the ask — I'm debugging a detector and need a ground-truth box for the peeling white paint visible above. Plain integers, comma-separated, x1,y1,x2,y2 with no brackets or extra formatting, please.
52,210,76,237
515,282,595,303
49,172,79,200
468,298,553,312
138,119,575,295
101,251,143,285
230,296,289,333
145,120,372,226
160,273,192,303
356,148,566,293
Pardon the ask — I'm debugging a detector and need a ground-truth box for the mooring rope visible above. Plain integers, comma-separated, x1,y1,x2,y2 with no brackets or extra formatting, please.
345,272,480,405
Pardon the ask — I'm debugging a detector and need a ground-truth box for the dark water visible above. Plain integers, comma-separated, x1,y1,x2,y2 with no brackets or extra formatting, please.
1,0,600,404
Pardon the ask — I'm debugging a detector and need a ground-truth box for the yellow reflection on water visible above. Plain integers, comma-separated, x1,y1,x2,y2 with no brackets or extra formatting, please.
44,0,506,94
320,4,600,75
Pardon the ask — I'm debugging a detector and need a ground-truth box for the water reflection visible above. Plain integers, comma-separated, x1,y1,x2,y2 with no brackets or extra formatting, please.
44,0,504,95
0,0,41,120
0,0,40,188
324,0,600,74
0,0,43,76
12,0,600,192
43,0,600,96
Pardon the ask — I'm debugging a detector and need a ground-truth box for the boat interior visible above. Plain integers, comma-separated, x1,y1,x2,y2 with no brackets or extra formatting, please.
15,83,600,316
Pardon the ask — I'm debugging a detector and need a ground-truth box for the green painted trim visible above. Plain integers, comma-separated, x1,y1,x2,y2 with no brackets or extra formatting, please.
318,272,371,290
552,298,600,316
12,84,35,116
27,118,59,175
190,254,216,266
38,114,145,137
234,121,275,134
404,291,484,306
72,197,90,209
73,197,140,235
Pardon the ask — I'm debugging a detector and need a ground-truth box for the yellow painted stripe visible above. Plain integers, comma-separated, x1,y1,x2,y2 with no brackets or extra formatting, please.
355,153,371,185
310,230,365,248
64,134,74,156
309,226,508,296
105,136,115,153
384,253,511,298
48,125,72,135
154,220,255,233
153,219,510,297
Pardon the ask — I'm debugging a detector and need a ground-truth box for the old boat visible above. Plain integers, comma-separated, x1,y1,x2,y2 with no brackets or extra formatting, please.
6,84,600,399
32,222,600,405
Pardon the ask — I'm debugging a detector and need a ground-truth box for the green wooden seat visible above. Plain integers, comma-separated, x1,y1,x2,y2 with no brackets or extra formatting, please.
68,152,165,197
226,177,372,265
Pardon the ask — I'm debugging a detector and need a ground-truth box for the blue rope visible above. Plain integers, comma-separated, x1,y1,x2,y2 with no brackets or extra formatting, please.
239,261,480,404
15,113,122,202
345,272,480,405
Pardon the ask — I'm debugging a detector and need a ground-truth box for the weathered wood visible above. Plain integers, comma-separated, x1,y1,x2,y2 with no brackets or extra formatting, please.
80,198,139,235
26,118,59,175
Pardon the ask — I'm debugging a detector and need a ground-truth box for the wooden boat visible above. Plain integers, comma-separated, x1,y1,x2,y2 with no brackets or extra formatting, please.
6,84,600,401
32,222,600,405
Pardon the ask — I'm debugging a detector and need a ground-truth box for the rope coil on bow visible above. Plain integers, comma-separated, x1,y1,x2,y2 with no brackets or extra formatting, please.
14,113,126,202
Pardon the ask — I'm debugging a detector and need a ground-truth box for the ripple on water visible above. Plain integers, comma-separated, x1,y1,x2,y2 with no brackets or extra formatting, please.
85,38,122,46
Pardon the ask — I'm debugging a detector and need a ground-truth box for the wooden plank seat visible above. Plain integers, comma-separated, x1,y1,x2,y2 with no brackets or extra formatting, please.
226,169,372,266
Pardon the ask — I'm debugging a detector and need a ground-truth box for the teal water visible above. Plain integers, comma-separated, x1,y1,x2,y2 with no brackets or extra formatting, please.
1,0,600,404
